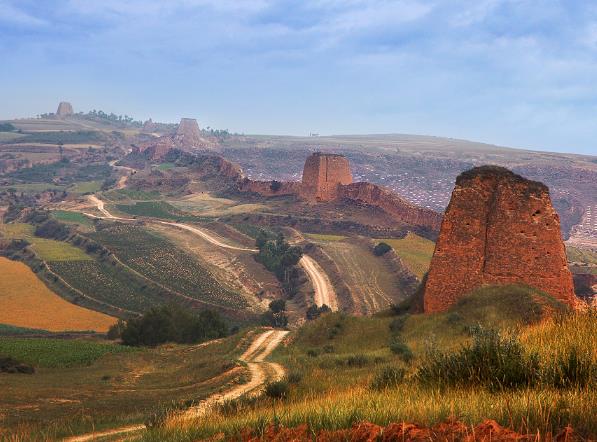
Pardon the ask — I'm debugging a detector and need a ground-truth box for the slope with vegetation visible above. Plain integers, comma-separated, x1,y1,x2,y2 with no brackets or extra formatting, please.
148,285,596,441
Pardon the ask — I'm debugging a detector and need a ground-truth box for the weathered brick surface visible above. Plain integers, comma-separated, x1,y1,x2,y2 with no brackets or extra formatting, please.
300,153,353,201
423,166,576,312
55,102,73,117
175,118,203,147
339,182,441,231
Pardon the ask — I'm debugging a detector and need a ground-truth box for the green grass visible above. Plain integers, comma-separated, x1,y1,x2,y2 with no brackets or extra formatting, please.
1,332,248,440
567,246,597,266
157,162,176,170
305,233,347,242
51,210,94,227
68,180,102,194
0,338,136,368
103,188,162,201
379,232,435,278
146,286,595,441
0,182,66,192
0,323,51,336
0,223,92,261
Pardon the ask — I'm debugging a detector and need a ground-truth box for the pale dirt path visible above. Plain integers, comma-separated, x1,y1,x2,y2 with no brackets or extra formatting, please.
300,255,338,311
62,329,289,442
83,196,337,313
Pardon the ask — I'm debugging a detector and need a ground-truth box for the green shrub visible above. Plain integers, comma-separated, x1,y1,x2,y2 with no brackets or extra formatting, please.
265,380,289,399
120,304,227,347
287,372,303,384
370,366,405,390
373,242,392,256
416,326,540,390
389,340,414,363
346,354,370,367
544,348,595,389
389,316,408,334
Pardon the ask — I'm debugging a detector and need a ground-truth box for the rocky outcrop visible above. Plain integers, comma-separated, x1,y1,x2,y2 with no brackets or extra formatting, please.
300,153,353,201
423,166,576,313
56,102,73,117
339,182,441,231
240,180,301,197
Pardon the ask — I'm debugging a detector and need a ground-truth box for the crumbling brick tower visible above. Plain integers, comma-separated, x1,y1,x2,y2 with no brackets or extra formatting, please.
56,102,74,117
300,153,353,201
176,118,202,147
423,166,576,313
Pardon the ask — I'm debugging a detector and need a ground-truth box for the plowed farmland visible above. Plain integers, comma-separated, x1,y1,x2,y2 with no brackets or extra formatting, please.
0,257,116,332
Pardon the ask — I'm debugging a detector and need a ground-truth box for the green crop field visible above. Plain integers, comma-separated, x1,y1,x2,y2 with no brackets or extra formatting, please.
0,338,136,368
88,224,247,310
0,323,51,336
0,223,92,261
47,259,168,313
104,188,161,201
305,233,347,242
68,180,102,194
379,232,435,278
51,210,94,227
115,201,193,220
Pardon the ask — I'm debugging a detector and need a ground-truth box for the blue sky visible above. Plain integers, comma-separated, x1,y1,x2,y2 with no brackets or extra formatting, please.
1,0,596,155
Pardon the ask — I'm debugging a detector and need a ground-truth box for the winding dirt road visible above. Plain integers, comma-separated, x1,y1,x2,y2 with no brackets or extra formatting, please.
82,196,337,310
63,329,288,442
300,255,338,311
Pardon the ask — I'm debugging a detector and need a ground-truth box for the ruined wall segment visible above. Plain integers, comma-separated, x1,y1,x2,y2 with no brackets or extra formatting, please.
339,182,441,231
423,166,576,313
56,102,74,117
300,153,353,201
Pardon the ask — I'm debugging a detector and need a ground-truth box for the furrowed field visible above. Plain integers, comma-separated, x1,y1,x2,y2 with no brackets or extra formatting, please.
88,224,248,310
0,257,116,332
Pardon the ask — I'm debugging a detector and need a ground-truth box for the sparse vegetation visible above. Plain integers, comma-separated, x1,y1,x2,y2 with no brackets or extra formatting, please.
255,232,303,298
373,242,392,256
380,232,435,278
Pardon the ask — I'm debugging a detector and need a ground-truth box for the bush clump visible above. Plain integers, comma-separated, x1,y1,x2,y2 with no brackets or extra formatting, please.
0,356,35,374
117,304,227,347
373,242,392,256
265,380,289,399
416,326,539,390
371,366,405,390
389,340,414,363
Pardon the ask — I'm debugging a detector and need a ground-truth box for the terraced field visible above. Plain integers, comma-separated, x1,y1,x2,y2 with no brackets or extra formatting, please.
88,224,249,310
317,240,399,314
0,223,92,261
0,257,116,332
379,232,435,278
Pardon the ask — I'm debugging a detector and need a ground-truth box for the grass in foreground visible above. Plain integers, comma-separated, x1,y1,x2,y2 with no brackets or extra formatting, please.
150,288,595,440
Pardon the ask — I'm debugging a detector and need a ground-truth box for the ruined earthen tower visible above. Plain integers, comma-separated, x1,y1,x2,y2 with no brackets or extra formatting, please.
175,118,202,147
56,102,74,117
300,153,353,201
423,166,576,313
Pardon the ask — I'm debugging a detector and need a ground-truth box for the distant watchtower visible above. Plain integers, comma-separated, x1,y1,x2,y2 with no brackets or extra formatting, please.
56,102,74,118
300,152,353,202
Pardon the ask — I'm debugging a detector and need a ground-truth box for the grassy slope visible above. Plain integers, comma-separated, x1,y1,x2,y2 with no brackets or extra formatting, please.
149,286,596,440
0,223,91,261
380,232,435,278
0,332,248,440
0,257,116,332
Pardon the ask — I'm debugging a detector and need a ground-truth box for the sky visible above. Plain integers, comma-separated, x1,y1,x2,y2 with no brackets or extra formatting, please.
0,0,596,155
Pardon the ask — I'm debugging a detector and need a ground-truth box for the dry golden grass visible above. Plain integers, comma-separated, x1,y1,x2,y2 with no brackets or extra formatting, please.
0,257,116,332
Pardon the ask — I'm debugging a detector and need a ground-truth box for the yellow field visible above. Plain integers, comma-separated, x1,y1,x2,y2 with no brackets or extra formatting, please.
379,232,435,278
0,257,116,332
305,233,347,242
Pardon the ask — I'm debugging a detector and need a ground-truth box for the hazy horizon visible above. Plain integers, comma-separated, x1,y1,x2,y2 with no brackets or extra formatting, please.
1,0,596,155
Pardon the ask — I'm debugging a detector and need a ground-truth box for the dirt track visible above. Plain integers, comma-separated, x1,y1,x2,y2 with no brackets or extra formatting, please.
300,255,338,311
82,196,337,311
63,329,288,442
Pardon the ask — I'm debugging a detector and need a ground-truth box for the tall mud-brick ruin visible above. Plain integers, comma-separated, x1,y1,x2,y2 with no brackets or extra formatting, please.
423,166,576,313
300,153,353,201
56,102,74,117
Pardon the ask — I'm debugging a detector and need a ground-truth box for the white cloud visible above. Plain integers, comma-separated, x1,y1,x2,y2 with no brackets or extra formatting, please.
0,1,47,26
